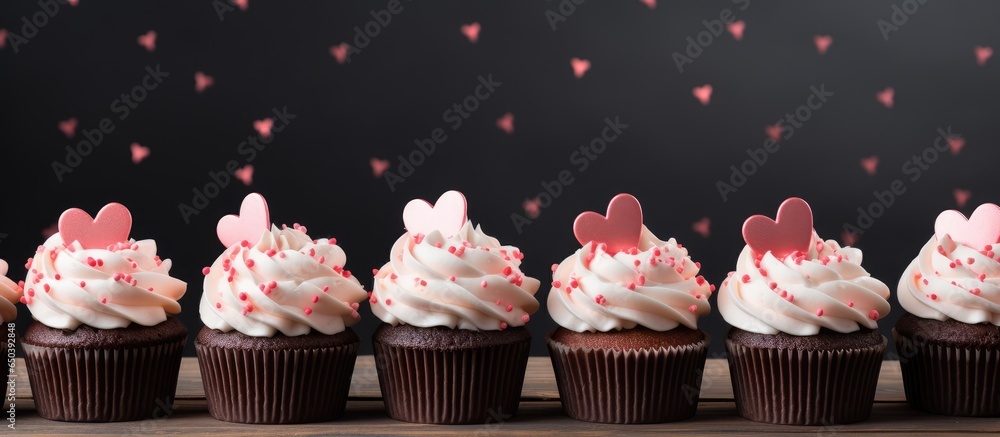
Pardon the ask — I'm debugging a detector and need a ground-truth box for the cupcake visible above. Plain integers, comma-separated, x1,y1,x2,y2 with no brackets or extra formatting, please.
546,193,713,424
196,193,368,424
1,259,24,342
718,197,891,425
370,190,540,424
894,203,1000,416
20,203,188,422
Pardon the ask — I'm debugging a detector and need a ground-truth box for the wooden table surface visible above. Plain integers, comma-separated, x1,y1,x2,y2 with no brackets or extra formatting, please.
10,357,999,435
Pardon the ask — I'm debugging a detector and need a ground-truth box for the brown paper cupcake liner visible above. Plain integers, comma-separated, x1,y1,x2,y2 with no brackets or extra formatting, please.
372,333,531,424
195,339,359,424
894,329,1000,416
546,333,710,424
22,338,185,422
725,335,886,425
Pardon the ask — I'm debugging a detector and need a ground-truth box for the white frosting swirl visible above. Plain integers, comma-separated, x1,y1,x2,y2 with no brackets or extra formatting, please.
200,225,368,337
719,232,891,335
371,221,540,330
898,234,1000,325
23,234,186,330
547,226,712,332
0,260,22,323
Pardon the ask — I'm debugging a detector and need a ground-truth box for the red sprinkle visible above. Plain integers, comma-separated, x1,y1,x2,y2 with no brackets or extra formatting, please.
868,310,879,320
506,304,514,312
239,292,248,301
216,302,222,309
848,301,855,307
551,264,559,272
688,305,698,314
312,295,319,303
322,286,330,292
304,308,313,315
500,322,508,330
385,298,392,306
929,294,938,300
552,280,562,288
521,315,530,323
481,280,488,288
246,259,255,268
741,274,751,283
202,267,211,275
816,308,824,316
970,288,982,295
502,266,513,276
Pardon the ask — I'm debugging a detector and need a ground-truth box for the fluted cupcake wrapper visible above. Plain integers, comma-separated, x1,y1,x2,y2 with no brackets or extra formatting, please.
372,335,531,424
893,329,1000,417
195,340,358,424
22,339,185,422
546,333,710,424
725,336,886,425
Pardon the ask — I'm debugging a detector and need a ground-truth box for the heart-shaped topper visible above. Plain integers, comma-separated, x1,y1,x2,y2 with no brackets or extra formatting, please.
58,203,133,249
402,190,468,238
574,193,643,254
217,193,271,248
934,203,1000,250
742,197,813,259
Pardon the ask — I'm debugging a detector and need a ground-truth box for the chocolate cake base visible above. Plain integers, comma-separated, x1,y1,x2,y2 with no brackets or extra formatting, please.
372,323,531,424
546,326,710,424
725,327,886,425
893,313,1000,417
21,317,187,422
195,327,359,424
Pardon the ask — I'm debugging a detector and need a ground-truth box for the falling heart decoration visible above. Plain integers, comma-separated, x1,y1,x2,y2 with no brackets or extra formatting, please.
975,46,993,66
41,223,57,238
58,203,133,250
235,165,254,186
841,230,859,247
254,118,274,138
876,87,894,108
860,156,878,176
330,43,350,64
194,71,214,93
639,0,656,9
571,58,591,78
953,189,971,208
574,193,643,254
693,84,713,106
947,136,965,155
67,0,78,5
58,117,78,138
727,20,746,41
402,190,468,238
765,124,782,142
138,30,157,52
0,29,7,50
130,142,150,164
232,0,248,11
742,197,814,259
496,112,514,134
692,217,711,238
523,197,541,219
461,22,481,43
814,35,832,55
370,157,390,178
935,203,1000,249
217,193,271,248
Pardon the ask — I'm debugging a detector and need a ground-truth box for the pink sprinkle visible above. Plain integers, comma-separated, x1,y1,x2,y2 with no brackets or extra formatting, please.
342,270,352,278
239,292,248,301
216,302,222,309
420,279,427,286
495,299,502,306
696,276,706,286
385,298,392,306
506,304,514,312
434,242,442,248
638,275,646,286
570,280,579,288
552,280,561,288
585,253,595,262
148,287,154,292
653,248,662,256
448,246,457,254
565,287,572,294
101,297,107,304
626,282,636,290
595,294,606,305
329,238,337,245
369,295,378,304
304,307,313,315
390,273,398,280
26,289,34,297
54,274,61,280
503,266,513,276
87,257,97,267
695,294,703,299
923,279,930,285
551,264,559,272
980,274,987,282
113,273,123,281
929,294,938,300
317,256,325,264
688,305,698,314
768,282,778,290
848,301,855,307
246,259,255,268
372,268,380,276
449,276,456,281
279,252,286,258
312,295,319,303
43,284,50,292
971,288,982,295
266,249,277,257
741,274,751,283
202,267,211,275
868,310,879,320
633,260,641,267
521,314,530,323
816,308,824,316
481,280,488,288
949,262,957,269
79,281,86,287
759,268,768,277
500,322,508,330
780,290,788,298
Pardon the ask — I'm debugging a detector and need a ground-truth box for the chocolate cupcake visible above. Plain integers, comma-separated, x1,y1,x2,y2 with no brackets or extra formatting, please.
196,193,368,424
546,194,713,424
370,190,540,424
0,259,22,342
719,197,891,425
20,203,189,422
894,203,1000,416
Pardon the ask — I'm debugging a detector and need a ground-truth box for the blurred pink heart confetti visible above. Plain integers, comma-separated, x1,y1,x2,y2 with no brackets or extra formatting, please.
571,58,591,78
954,189,971,208
67,0,78,5
935,203,1000,249
235,165,254,186
496,113,514,134
975,46,993,66
232,0,248,11
0,29,7,49
58,117,78,138
692,217,711,238
765,124,781,142
217,193,270,248
403,190,468,238
814,35,832,55
42,223,57,238
330,43,349,64
948,136,965,155
130,143,150,164
523,197,541,219
461,22,480,43
639,0,656,9
138,30,157,52
693,84,712,105
860,156,879,176
370,158,390,178
876,87,894,108
727,20,745,41
195,71,214,93
841,230,859,247
254,118,274,138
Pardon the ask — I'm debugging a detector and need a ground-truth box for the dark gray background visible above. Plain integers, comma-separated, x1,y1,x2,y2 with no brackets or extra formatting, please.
1,1,997,357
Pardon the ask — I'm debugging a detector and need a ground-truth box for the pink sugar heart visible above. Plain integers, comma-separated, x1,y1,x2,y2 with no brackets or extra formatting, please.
402,190,468,238
59,203,133,250
138,30,157,52
330,43,350,64
948,136,965,155
571,58,591,79
975,46,993,66
692,217,711,238
574,193,643,254
217,193,270,248
461,22,481,43
693,84,712,106
254,118,273,138
841,230,859,247
935,203,1000,249
639,0,656,9
954,189,971,208
860,156,878,176
130,142,150,164
742,197,813,259
765,124,782,142
235,165,254,186
727,20,745,41
496,112,514,134
370,158,390,178
195,71,214,93
814,35,832,55
876,87,894,108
